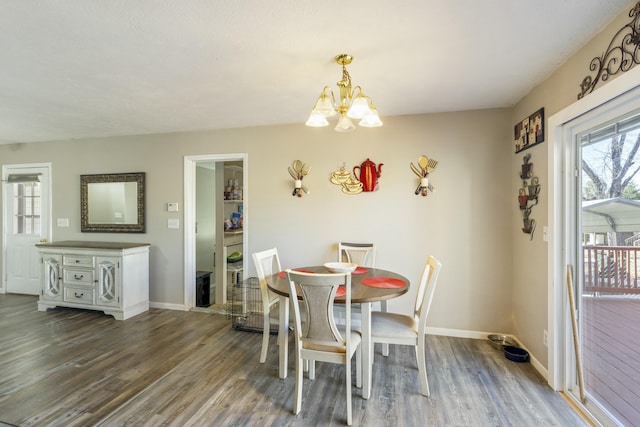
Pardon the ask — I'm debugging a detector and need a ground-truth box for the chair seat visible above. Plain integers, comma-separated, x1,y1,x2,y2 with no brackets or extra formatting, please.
371,312,418,339
369,256,441,398
303,330,361,353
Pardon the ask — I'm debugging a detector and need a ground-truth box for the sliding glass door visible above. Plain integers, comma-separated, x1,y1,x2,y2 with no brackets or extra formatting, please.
572,107,640,426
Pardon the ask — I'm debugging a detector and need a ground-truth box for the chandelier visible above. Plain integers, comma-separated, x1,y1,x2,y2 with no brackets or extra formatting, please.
305,54,383,132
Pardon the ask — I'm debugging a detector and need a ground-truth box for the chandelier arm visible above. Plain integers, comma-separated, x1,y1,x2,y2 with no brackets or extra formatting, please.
323,86,339,110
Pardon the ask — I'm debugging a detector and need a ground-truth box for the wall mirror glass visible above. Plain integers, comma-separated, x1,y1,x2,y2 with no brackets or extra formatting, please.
81,172,146,233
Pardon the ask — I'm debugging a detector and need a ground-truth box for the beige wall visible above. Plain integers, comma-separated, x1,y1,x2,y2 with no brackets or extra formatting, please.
0,108,514,337
511,1,638,368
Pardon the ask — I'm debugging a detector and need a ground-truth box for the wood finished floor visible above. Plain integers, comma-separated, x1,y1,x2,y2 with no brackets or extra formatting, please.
0,294,586,426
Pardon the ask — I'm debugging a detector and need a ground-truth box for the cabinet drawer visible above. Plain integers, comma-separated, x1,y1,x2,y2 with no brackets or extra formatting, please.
64,287,95,304
63,255,94,268
63,269,95,286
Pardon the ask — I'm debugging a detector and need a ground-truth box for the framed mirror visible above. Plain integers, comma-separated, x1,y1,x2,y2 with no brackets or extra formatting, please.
81,172,146,233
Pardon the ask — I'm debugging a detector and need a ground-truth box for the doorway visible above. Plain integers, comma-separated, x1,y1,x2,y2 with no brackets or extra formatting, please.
548,72,640,426
569,103,640,426
2,163,51,295
183,154,247,311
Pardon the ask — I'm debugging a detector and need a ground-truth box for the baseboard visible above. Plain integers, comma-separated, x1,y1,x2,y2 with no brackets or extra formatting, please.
425,326,494,340
149,301,185,311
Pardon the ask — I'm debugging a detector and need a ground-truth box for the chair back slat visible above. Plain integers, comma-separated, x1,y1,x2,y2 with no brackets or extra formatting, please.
286,271,352,350
338,242,376,267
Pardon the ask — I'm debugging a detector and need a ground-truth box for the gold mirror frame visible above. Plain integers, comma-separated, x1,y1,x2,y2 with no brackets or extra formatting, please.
80,172,146,233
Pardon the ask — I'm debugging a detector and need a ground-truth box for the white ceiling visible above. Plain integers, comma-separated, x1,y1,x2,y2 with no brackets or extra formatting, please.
0,0,632,144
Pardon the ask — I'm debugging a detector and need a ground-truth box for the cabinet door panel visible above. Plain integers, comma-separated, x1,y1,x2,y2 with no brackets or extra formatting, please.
97,257,119,307
42,254,62,301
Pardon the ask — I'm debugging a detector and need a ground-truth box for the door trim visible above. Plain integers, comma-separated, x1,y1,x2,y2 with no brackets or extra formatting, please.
183,153,247,310
1,162,52,294
548,66,640,392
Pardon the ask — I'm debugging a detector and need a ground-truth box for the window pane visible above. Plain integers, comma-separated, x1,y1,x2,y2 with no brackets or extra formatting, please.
12,182,42,236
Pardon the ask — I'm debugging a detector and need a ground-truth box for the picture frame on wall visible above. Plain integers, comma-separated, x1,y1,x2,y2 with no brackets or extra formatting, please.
514,108,544,153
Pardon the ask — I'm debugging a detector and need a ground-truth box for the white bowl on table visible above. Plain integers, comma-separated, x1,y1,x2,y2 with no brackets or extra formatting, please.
324,262,358,273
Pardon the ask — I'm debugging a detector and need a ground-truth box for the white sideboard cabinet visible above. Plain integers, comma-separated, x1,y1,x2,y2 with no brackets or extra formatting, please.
36,241,150,320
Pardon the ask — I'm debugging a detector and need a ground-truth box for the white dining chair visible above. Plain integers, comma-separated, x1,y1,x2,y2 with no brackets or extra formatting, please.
370,255,442,396
252,248,282,363
338,242,376,267
285,270,362,426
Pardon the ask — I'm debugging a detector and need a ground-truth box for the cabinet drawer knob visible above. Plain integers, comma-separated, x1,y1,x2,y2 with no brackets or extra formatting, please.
74,274,84,280
74,292,84,298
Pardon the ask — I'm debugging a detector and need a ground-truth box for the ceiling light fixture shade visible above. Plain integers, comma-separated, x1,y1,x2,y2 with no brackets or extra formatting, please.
305,111,330,127
310,88,338,117
335,113,356,132
306,53,382,131
347,93,372,119
359,106,383,127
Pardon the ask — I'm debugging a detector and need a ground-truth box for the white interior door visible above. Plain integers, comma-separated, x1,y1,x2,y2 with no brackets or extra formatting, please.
3,164,51,295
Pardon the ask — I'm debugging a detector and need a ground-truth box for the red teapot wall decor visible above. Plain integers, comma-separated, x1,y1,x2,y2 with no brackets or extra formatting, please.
353,158,383,192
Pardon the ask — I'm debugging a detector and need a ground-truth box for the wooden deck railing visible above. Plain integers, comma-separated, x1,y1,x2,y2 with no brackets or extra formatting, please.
583,245,640,294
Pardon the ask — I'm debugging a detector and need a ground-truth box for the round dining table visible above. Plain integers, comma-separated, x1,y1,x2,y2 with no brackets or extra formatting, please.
267,265,410,400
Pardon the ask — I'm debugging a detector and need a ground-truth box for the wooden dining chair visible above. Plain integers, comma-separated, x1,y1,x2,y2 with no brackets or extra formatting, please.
285,270,362,426
370,255,442,396
338,242,376,267
252,248,282,363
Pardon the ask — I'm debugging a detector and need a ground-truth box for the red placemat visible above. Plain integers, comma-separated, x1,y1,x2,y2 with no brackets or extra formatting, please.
361,277,406,289
277,269,315,278
352,266,368,275
336,285,346,297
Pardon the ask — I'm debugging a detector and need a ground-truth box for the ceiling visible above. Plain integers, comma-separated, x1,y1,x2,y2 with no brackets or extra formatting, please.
0,0,633,144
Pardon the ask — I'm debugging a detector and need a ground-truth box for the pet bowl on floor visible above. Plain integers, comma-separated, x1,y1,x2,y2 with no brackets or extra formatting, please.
487,334,516,350
503,345,529,363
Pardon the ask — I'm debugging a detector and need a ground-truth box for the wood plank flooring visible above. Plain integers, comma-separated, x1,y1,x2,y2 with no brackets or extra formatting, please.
0,294,586,426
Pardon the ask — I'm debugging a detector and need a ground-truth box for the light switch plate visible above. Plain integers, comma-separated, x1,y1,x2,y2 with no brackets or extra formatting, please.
56,218,69,227
168,218,180,229
168,202,179,212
